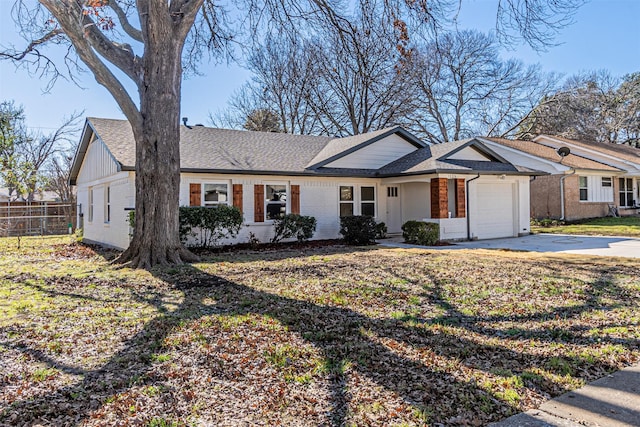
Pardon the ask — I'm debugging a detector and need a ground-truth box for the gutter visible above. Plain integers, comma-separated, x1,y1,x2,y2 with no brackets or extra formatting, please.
560,169,576,221
466,174,481,240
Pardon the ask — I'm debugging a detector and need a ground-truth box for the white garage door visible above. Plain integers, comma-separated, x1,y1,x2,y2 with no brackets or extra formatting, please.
475,183,515,239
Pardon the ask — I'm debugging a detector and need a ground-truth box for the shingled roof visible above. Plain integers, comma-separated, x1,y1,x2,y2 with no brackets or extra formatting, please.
71,118,538,182
483,137,622,172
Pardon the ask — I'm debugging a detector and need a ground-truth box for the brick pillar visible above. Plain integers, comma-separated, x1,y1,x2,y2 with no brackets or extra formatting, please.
455,178,466,218
430,178,449,219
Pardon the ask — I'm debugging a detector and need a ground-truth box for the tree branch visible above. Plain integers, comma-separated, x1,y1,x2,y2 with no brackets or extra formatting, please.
108,0,143,42
0,28,64,61
39,0,142,132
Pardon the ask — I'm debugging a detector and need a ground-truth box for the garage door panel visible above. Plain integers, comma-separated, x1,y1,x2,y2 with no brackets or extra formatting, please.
476,183,515,239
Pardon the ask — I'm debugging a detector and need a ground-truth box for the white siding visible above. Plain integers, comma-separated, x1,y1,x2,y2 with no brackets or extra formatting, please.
326,134,418,169
584,175,614,203
401,182,430,221
79,174,133,249
180,173,381,245
447,146,491,161
76,138,120,183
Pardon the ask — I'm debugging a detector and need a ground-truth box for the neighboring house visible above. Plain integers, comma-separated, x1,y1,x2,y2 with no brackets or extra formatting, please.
70,118,538,249
482,135,640,221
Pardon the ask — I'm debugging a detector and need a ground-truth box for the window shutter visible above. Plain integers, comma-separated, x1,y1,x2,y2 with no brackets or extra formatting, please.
254,185,264,222
233,184,243,213
291,184,300,215
189,183,201,206
455,179,466,218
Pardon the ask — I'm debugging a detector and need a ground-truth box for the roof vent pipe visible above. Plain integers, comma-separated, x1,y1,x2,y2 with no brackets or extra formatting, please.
182,117,192,129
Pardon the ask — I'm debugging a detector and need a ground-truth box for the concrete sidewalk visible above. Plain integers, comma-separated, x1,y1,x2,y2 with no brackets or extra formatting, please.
489,363,640,426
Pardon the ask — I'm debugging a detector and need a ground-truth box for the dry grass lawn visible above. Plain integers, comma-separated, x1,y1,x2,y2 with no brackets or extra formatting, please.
1,236,639,426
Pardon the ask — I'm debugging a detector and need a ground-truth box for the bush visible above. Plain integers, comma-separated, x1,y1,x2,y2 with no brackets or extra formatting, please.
531,217,565,228
402,220,439,246
179,205,243,248
374,221,387,240
339,215,377,245
271,214,317,243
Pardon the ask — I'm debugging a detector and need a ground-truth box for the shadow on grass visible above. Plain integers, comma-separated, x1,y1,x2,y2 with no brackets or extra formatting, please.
1,246,638,426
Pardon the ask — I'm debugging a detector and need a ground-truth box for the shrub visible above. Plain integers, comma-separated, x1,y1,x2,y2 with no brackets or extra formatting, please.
271,214,317,243
374,221,387,240
339,215,377,245
402,220,439,246
179,205,243,248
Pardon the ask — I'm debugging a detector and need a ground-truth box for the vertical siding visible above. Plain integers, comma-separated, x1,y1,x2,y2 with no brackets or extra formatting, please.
326,134,418,169
587,175,614,203
76,139,120,183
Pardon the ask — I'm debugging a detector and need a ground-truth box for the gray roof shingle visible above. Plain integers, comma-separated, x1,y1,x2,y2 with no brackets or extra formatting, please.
79,118,534,178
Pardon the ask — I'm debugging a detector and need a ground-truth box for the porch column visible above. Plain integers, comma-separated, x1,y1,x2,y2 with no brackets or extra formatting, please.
430,178,449,218
455,178,466,218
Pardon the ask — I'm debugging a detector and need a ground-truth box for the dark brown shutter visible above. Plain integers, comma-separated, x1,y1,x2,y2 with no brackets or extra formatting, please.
290,184,300,215
189,183,201,206
254,185,264,222
455,179,466,218
233,184,243,213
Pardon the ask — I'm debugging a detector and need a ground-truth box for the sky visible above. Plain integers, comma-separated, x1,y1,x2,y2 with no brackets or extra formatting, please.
0,0,639,134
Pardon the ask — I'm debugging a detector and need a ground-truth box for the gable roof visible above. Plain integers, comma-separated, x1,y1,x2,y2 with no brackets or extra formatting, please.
533,135,640,174
306,127,426,169
483,137,623,172
70,118,539,183
378,139,536,176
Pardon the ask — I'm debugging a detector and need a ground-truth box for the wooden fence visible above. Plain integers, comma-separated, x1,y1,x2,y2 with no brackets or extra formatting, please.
0,201,76,237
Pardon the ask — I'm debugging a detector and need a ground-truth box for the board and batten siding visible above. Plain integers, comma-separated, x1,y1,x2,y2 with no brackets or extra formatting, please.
325,134,418,169
76,138,121,184
447,146,492,162
583,175,614,203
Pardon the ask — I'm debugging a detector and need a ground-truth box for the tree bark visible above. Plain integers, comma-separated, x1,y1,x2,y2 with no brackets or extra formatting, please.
115,9,198,268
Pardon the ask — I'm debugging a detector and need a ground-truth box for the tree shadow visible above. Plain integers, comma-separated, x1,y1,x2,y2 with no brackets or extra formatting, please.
1,251,638,426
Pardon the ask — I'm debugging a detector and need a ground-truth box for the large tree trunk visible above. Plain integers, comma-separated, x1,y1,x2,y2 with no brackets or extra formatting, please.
115,26,197,268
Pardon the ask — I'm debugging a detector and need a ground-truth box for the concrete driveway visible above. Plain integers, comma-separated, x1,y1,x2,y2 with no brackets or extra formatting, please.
380,233,640,259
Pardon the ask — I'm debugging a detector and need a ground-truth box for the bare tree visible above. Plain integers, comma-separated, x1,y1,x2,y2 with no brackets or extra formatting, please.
2,0,586,267
517,70,640,145
1,101,80,201
243,108,282,132
45,151,76,228
305,4,415,136
406,30,555,144
216,36,321,134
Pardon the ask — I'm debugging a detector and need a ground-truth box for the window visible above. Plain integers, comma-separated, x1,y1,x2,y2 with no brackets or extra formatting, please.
339,186,354,217
203,183,228,206
361,186,375,216
88,187,94,222
601,177,612,187
387,187,398,197
339,185,376,217
265,184,286,220
104,185,111,223
579,176,588,201
619,178,634,207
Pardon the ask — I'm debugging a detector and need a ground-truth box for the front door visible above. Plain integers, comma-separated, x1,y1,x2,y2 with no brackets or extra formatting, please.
385,186,402,234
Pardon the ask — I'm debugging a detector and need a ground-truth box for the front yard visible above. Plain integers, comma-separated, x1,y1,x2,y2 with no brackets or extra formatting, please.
1,236,639,426
532,216,640,237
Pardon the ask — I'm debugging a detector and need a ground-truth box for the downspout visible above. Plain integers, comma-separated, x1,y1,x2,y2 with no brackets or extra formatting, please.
560,169,576,221
466,174,481,240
